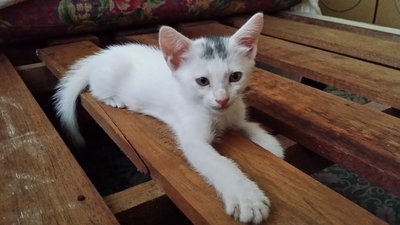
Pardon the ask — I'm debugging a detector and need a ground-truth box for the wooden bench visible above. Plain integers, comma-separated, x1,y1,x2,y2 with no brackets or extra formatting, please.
2,12,399,225
37,41,388,225
0,54,118,225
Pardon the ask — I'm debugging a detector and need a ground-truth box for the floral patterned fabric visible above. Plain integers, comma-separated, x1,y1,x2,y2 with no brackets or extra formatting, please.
0,0,300,44
313,165,400,225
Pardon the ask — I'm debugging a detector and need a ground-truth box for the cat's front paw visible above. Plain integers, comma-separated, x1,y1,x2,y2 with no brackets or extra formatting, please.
223,181,271,224
266,143,284,159
254,135,285,159
103,97,125,108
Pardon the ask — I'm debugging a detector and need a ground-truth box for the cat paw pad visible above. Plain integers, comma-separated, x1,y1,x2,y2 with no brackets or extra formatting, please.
223,184,270,224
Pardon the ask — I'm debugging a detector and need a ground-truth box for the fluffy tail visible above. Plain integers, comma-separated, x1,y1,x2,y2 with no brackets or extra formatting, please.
53,59,91,147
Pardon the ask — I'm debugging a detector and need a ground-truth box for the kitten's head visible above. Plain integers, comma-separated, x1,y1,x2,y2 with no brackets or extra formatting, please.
159,13,263,112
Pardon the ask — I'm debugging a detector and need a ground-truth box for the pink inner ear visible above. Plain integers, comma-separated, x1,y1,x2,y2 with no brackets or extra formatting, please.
234,35,258,58
159,26,191,71
166,44,189,70
237,36,257,49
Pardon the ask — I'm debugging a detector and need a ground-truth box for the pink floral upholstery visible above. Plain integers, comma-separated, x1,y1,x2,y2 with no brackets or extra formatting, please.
0,0,300,44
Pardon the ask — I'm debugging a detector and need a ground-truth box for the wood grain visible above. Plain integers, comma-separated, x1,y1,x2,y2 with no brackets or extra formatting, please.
247,68,400,196
104,180,164,214
176,23,400,109
275,12,400,42
0,54,118,225
37,42,101,79
224,15,400,69
38,40,387,224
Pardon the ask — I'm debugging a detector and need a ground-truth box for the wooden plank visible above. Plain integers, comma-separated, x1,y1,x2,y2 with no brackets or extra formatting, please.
175,23,400,109
0,54,118,225
364,102,400,118
38,41,387,225
46,35,100,46
365,102,391,112
275,11,400,42
104,180,191,225
224,15,400,69
120,33,158,45
16,62,58,94
37,42,101,80
104,180,164,214
38,41,148,174
247,68,400,196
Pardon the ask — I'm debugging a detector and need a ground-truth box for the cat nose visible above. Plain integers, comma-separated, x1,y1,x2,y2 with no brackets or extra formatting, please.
216,98,229,107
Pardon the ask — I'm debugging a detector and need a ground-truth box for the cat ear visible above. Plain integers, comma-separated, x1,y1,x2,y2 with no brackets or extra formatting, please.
159,26,193,71
230,13,264,59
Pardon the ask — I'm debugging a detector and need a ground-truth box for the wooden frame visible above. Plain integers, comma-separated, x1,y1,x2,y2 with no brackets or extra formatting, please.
2,12,399,225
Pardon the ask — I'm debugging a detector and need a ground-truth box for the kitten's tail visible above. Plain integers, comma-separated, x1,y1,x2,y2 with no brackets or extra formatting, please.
53,59,91,147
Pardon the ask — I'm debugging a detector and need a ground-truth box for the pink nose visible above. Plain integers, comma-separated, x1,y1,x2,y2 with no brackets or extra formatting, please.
216,98,229,107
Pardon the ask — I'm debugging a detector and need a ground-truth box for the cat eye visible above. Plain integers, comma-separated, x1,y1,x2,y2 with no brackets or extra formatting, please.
196,77,210,86
229,71,242,82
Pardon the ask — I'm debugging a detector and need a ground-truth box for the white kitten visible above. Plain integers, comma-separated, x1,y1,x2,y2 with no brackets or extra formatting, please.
53,13,284,224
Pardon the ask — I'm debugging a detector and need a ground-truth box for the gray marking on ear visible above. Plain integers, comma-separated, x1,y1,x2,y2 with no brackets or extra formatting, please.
201,36,228,60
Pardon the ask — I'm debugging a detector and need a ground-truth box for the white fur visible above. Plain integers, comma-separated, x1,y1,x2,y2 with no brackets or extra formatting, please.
53,13,284,224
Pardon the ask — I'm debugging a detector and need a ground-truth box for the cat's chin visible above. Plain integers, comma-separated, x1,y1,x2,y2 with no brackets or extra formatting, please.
210,104,230,112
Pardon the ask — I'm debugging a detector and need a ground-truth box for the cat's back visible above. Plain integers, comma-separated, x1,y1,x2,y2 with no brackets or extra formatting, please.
87,43,171,88
100,43,165,67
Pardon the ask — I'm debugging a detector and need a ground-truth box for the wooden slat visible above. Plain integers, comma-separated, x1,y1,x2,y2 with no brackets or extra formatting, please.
37,42,101,80
46,35,99,46
248,68,400,195
275,12,400,42
0,54,118,225
38,41,387,225
104,180,164,214
224,15,400,69
176,23,400,109
104,180,191,225
125,31,400,194
16,63,58,94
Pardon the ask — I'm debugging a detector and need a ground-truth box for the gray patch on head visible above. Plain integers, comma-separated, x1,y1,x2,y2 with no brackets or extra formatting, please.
201,36,228,60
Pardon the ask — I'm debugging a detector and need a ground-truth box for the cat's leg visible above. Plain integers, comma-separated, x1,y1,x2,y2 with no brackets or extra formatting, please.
176,126,270,224
236,120,284,159
228,100,284,158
